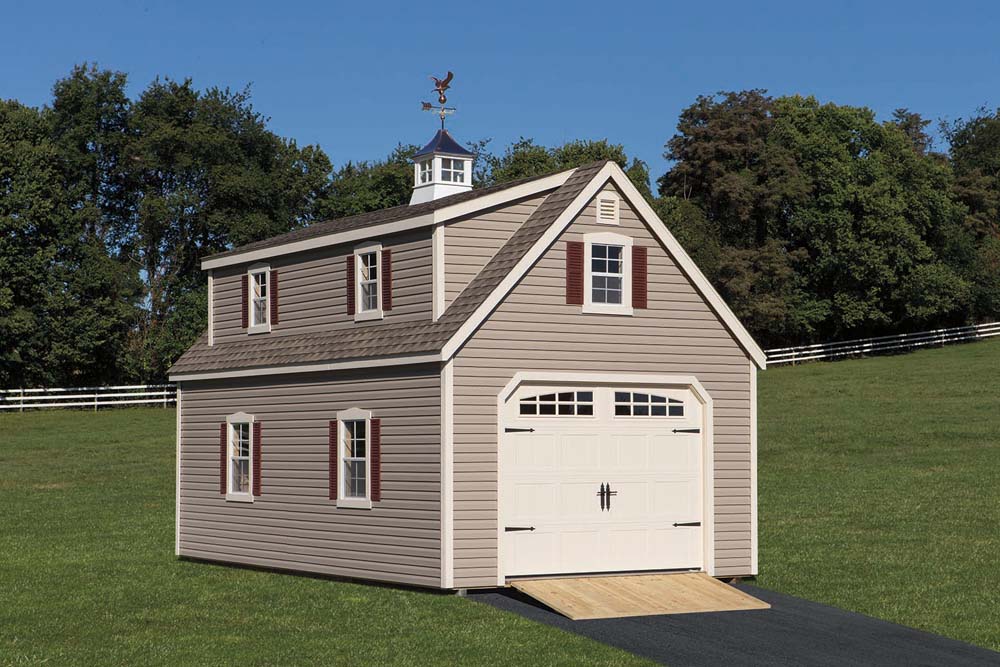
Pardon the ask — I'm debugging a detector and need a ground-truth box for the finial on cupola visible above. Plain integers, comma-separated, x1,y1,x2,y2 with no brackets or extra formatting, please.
411,71,474,205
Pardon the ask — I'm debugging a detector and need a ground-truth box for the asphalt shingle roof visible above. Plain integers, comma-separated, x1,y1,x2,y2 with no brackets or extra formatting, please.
204,168,572,263
169,161,607,376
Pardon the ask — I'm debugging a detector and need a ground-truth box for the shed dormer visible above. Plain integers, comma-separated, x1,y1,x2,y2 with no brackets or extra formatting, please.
410,129,474,205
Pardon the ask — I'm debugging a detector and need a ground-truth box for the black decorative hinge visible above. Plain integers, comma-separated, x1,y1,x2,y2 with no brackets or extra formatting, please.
673,521,702,527
504,427,536,433
504,526,535,532
672,428,701,434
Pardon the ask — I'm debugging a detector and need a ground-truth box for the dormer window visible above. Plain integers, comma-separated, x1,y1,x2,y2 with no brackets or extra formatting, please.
359,251,379,312
245,265,272,334
419,160,432,184
441,158,465,183
352,242,385,322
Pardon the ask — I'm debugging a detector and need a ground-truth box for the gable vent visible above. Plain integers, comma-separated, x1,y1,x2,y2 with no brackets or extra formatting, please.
597,195,619,224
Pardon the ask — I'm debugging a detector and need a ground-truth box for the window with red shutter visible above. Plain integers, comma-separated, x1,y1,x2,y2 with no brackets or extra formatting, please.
632,246,648,309
328,420,338,500
252,422,262,496
240,275,249,328
566,241,584,305
345,256,355,315
370,418,381,502
381,249,392,311
219,423,227,494
269,270,279,325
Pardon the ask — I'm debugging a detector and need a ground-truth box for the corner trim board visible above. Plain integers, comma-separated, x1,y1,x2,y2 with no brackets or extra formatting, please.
440,359,455,588
750,361,759,575
175,383,182,556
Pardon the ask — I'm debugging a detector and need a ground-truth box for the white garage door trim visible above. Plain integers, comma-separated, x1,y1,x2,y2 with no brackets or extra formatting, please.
495,372,715,586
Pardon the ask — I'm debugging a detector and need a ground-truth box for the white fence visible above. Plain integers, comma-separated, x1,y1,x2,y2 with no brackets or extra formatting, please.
766,321,1000,365
0,384,177,411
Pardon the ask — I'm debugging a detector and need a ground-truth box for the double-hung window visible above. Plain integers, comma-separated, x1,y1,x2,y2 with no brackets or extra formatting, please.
441,158,465,183
336,408,374,509
591,244,624,305
583,232,633,315
354,244,383,321
226,413,254,501
247,267,270,333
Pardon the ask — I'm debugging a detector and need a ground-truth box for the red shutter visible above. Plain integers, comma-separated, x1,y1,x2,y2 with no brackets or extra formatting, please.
269,270,279,325
566,241,585,305
345,256,355,315
370,418,382,502
252,422,262,496
632,246,648,309
219,423,227,494
381,249,393,311
328,420,338,500
240,275,249,328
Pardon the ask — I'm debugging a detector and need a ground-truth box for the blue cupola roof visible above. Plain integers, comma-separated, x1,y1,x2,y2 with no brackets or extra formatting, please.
413,129,475,158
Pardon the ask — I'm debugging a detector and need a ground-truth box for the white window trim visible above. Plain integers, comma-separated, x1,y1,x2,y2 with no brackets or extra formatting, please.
596,192,620,225
440,157,466,184
353,242,384,322
583,232,633,316
247,264,271,334
226,411,255,503
336,407,373,510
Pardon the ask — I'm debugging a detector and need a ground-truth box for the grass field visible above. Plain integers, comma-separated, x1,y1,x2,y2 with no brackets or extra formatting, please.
756,337,1000,651
2,338,998,664
0,410,647,666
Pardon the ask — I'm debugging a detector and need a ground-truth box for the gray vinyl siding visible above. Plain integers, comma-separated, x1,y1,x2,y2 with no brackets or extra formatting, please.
213,230,433,344
451,183,755,588
178,364,442,588
443,195,547,308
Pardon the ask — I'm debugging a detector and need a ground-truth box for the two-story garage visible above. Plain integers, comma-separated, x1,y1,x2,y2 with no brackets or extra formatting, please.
168,130,766,591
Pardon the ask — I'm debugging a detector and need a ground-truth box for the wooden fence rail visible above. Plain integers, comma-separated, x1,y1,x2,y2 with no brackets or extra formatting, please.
765,321,1000,365
0,384,176,411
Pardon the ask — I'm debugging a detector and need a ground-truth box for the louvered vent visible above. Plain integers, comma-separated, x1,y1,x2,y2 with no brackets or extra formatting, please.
597,195,619,224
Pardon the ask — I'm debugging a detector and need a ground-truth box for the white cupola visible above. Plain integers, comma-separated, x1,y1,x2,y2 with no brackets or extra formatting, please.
409,129,474,205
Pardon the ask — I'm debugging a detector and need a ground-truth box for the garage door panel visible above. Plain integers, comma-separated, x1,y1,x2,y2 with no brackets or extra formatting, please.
501,384,707,578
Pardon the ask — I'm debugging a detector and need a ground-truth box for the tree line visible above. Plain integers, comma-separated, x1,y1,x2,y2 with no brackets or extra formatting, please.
2,66,998,388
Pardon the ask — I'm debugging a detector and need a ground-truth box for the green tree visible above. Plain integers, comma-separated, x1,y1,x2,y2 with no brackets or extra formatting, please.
320,144,418,218
127,78,333,378
943,107,1000,238
479,138,653,199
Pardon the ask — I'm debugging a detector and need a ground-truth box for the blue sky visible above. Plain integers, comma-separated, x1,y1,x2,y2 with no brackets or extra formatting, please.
3,0,998,180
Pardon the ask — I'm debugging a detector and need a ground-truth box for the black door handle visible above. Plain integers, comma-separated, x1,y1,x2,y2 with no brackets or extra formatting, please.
606,482,617,511
596,483,606,511
673,521,701,527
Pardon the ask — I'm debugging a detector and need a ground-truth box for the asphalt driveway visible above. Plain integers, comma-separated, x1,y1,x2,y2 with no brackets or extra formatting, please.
470,583,1000,666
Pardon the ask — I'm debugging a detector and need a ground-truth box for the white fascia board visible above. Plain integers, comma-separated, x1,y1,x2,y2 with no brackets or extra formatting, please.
200,171,573,271
168,352,442,382
440,162,767,369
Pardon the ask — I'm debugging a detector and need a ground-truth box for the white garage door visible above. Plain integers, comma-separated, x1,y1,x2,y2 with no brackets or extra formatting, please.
500,384,706,578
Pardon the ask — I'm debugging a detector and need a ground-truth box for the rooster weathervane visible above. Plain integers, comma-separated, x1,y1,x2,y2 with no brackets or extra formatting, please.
422,71,456,129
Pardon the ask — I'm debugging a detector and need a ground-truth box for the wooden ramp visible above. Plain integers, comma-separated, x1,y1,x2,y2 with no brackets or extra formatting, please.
511,572,770,620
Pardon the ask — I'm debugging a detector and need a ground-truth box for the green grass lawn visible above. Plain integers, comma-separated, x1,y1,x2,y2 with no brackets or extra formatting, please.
2,339,999,665
0,409,648,666
756,337,1000,651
